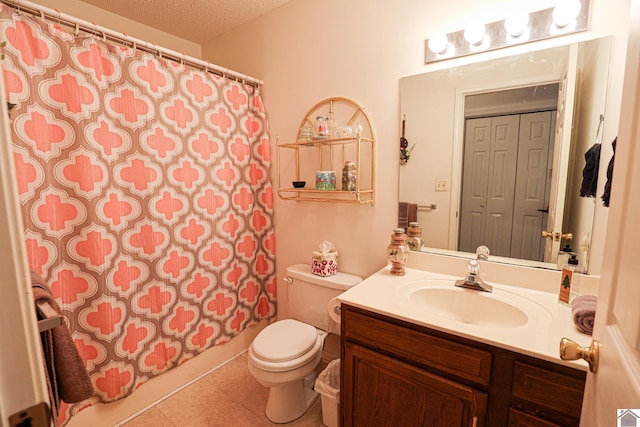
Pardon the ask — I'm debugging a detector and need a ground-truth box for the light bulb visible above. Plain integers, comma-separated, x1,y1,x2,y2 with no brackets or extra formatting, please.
553,0,581,28
504,11,530,37
464,22,486,46
428,32,448,54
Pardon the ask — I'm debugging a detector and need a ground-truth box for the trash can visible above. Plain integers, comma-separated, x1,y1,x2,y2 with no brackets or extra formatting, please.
315,358,340,427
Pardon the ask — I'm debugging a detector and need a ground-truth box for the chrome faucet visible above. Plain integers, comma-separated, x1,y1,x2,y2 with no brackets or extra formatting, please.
455,259,493,292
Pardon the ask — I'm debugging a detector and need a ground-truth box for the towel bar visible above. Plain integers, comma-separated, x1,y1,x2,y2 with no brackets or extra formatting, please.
36,301,61,332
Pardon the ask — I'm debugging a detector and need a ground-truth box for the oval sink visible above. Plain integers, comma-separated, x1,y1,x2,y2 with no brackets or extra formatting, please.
409,287,528,328
398,279,551,329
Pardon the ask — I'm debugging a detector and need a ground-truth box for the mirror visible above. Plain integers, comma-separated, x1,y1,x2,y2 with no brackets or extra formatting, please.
399,37,613,273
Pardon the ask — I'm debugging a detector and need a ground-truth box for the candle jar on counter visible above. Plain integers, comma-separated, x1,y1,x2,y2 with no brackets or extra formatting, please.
387,228,409,275
407,222,424,251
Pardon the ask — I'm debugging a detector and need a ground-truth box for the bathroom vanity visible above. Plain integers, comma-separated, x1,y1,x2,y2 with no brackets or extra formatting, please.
341,305,585,426
337,254,595,427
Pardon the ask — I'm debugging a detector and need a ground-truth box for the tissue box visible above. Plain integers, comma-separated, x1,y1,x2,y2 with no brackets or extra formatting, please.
312,250,339,276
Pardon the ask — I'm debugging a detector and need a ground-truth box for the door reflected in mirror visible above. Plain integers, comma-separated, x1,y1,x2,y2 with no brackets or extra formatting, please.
399,37,613,273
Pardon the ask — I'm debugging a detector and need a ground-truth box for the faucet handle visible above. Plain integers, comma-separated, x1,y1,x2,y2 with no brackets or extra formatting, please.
476,245,490,260
467,259,480,275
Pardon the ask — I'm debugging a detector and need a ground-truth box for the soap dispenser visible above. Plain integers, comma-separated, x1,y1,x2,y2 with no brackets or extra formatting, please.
558,254,583,305
557,243,574,270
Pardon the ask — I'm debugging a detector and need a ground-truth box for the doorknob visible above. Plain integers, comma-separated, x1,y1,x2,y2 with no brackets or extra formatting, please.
542,231,573,242
559,338,600,373
542,231,557,239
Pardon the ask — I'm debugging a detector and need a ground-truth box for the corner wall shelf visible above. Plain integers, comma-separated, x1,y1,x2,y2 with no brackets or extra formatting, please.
277,97,376,205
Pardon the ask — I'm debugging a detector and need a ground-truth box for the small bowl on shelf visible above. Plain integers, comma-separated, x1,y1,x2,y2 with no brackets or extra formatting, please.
292,181,306,188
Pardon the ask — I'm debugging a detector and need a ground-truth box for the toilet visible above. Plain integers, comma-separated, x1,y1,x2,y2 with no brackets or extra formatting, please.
247,263,362,423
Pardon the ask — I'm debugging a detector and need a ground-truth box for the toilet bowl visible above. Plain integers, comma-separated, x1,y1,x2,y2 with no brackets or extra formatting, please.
248,319,325,423
247,264,362,423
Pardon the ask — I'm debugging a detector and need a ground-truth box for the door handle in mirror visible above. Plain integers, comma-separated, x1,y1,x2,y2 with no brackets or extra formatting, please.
542,231,573,241
559,337,600,373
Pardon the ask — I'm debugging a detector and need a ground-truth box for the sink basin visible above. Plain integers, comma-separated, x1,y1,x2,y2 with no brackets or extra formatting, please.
399,279,551,329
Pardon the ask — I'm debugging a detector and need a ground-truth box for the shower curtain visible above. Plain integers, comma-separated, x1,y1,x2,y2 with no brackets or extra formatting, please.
1,5,276,424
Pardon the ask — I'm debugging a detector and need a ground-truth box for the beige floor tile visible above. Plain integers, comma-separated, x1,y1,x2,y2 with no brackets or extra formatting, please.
179,390,271,427
204,355,271,420
121,407,175,427
287,399,325,427
126,353,326,427
155,378,221,425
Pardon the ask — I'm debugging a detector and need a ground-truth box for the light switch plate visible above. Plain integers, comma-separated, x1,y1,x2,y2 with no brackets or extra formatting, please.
435,179,448,192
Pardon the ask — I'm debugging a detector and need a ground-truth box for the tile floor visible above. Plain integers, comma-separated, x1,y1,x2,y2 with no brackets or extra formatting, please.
121,353,325,427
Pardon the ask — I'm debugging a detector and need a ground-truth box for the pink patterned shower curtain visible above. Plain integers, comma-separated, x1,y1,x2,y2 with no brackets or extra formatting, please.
1,5,276,424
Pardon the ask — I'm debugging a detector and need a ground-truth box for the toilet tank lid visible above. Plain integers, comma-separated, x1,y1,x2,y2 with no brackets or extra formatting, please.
286,264,362,290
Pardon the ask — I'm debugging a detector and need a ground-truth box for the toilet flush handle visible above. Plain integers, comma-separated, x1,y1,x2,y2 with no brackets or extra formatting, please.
283,276,293,284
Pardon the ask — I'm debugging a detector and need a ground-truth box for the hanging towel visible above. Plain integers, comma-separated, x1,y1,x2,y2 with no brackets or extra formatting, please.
398,202,418,230
601,137,617,207
579,143,601,197
398,202,409,229
31,271,94,423
571,295,597,335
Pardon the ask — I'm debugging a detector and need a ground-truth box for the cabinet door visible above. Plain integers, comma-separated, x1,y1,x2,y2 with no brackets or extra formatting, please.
342,342,487,427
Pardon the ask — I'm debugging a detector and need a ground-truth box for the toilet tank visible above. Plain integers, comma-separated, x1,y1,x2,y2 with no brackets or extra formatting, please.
286,264,362,330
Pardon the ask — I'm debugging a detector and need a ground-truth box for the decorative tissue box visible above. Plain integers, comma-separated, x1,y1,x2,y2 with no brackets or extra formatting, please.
311,250,339,276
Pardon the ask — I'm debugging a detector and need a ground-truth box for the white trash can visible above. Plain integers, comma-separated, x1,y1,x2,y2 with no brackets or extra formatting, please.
314,358,340,427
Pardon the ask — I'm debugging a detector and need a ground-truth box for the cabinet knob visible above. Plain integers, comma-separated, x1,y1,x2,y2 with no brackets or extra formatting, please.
559,337,600,373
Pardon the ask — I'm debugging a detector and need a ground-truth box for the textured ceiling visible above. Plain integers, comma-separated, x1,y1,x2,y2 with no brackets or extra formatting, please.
77,0,293,44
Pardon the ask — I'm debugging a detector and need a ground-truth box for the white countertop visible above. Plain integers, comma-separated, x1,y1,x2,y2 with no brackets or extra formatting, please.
337,264,594,371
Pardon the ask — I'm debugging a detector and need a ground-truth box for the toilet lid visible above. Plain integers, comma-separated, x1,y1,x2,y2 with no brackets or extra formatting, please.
252,319,318,363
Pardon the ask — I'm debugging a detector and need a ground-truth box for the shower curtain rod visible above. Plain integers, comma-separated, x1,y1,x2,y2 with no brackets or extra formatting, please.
0,0,264,88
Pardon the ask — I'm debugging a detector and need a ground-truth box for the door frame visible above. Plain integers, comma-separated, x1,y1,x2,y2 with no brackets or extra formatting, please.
0,71,51,422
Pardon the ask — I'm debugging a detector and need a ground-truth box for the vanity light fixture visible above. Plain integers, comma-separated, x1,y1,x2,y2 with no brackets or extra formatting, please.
552,0,582,28
504,11,530,38
426,0,589,64
464,21,486,46
427,31,449,55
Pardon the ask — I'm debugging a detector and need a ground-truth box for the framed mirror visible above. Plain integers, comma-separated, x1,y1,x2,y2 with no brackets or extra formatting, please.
399,37,613,273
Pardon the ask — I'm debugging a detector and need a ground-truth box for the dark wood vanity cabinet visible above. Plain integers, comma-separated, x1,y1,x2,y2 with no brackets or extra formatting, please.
340,304,586,427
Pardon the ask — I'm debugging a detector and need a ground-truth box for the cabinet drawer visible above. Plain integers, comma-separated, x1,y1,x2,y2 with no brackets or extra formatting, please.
508,408,564,427
343,305,492,386
512,362,585,418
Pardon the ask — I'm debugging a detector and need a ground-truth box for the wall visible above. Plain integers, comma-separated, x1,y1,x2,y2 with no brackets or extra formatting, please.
203,0,630,315
27,0,201,57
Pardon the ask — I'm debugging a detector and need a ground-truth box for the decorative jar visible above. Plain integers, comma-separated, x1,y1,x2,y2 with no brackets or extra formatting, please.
406,221,424,251
316,170,337,190
341,161,357,191
387,228,409,275
316,116,329,140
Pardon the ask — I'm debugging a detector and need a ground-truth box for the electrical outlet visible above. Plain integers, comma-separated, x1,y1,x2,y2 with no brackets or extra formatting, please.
435,179,448,192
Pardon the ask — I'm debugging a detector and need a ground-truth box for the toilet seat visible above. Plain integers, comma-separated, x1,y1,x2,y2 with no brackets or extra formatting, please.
249,319,322,372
